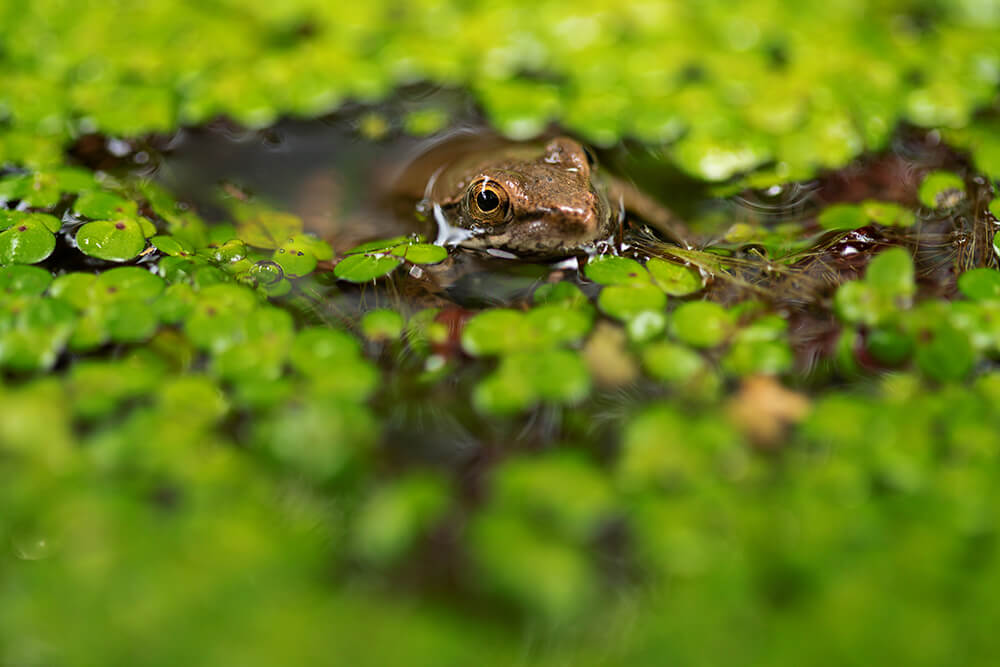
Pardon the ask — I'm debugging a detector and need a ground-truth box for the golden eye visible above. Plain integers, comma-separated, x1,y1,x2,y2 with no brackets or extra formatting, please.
467,179,510,222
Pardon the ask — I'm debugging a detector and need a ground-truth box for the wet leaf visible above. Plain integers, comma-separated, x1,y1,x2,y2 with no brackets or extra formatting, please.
0,218,56,264
273,238,318,277
918,170,965,209
818,203,867,231
95,267,165,302
671,301,733,348
525,305,593,347
235,209,302,248
834,281,882,327
104,300,159,342
646,257,703,296
390,243,448,265
860,200,915,228
642,341,707,385
598,285,667,321
462,309,535,356
866,247,915,301
72,191,138,219
584,256,650,286
345,236,410,254
49,272,97,310
916,324,975,382
75,219,147,262
722,338,793,376
333,253,403,282
150,235,194,257
361,309,405,342
958,268,1000,301
352,474,450,565
0,265,52,296
0,211,60,233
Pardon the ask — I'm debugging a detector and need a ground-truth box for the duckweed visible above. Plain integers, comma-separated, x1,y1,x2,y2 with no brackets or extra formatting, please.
3,1,1000,665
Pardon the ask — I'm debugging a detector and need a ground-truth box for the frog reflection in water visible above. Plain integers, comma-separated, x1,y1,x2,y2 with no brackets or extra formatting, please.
405,135,691,259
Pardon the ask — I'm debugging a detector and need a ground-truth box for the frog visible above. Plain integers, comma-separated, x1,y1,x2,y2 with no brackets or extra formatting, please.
402,134,692,259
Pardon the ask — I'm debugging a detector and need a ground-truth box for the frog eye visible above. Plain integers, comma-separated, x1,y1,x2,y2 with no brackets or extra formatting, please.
467,179,510,223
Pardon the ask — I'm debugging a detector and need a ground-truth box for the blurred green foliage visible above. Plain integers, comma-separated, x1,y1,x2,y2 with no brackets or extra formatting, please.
2,0,1000,181
2,0,1000,665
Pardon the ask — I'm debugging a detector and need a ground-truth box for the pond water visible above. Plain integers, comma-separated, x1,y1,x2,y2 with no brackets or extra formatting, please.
92,89,991,382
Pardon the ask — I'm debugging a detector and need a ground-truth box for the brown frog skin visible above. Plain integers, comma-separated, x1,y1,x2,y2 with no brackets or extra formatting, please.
413,134,693,259
420,136,614,258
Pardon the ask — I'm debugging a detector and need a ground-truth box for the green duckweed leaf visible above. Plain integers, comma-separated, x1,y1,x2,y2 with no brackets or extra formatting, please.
0,210,60,233
49,272,97,310
0,171,61,208
68,354,166,419
818,203,867,231
916,324,975,382
0,264,52,296
860,200,916,228
157,375,228,426
584,256,650,286
183,284,260,352
475,350,590,415
0,299,76,371
289,233,333,261
646,257,703,296
254,400,376,481
72,191,138,219
273,238,318,277
403,108,449,136
671,301,733,348
150,235,194,257
156,283,196,324
866,326,914,366
103,299,159,343
834,281,882,326
212,307,294,383
866,247,915,302
390,243,448,265
598,285,666,322
473,366,538,415
516,351,587,407
490,453,615,541
525,305,593,347
333,253,403,282
462,309,535,356
75,218,147,262
626,310,667,343
958,268,1000,301
352,473,450,566
469,511,595,621
345,236,410,255
534,282,589,308
641,341,707,385
722,338,794,376
235,209,302,249
361,309,405,342
95,267,165,302
918,170,966,209
0,217,56,264
289,327,362,372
